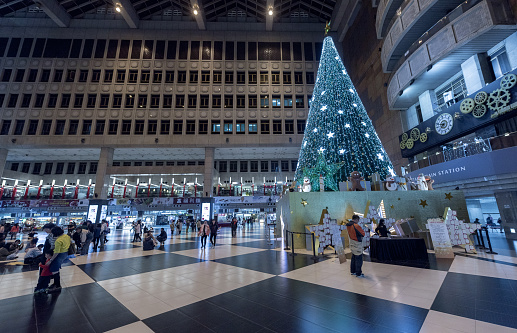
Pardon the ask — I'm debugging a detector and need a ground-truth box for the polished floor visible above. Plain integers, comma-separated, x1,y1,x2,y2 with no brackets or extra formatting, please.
1,225,516,332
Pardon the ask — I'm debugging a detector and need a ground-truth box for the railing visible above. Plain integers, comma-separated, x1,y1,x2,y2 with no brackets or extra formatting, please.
443,138,492,162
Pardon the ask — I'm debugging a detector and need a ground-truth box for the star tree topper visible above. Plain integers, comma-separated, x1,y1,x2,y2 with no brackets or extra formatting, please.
302,151,344,191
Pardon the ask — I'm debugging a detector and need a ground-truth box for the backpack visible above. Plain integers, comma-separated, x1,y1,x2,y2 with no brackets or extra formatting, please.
354,225,363,242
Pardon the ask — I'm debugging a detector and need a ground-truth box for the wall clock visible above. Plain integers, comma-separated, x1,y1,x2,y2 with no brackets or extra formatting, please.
435,113,453,135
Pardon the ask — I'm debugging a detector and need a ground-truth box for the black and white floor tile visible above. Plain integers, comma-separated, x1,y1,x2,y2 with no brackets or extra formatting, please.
1,226,516,332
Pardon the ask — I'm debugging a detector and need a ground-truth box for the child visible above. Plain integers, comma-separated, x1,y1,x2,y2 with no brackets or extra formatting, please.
34,251,53,294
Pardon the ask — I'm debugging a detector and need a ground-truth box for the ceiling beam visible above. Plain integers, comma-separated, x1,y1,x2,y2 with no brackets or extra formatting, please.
136,0,170,14
34,0,71,27
111,0,139,28
266,0,274,31
0,0,25,10
189,0,206,30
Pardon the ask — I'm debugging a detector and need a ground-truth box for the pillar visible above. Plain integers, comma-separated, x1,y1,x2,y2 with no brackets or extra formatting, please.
418,90,438,121
505,31,517,71
94,147,114,199
495,191,517,240
0,148,7,180
402,105,419,132
203,147,215,197
461,54,494,95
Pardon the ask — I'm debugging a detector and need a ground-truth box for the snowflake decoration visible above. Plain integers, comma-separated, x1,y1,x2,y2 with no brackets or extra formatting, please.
353,103,357,107
338,110,344,114
365,133,370,138
349,88,354,94
313,128,318,133
345,123,350,128
321,91,326,95
303,141,307,148
339,149,345,154
319,147,326,153
388,167,395,176
342,70,346,75
377,153,384,161
327,132,335,139
320,105,327,111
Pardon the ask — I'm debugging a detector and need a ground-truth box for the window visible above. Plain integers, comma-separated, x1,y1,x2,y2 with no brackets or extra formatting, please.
284,95,293,108
66,69,76,82
0,94,4,108
207,95,220,109
225,71,233,84
296,95,305,108
87,94,97,108
306,72,315,84
249,95,257,108
55,163,64,174
285,120,294,134
248,71,257,84
21,94,31,108
73,94,84,108
95,120,105,135
281,160,289,172
44,163,53,175
82,120,92,135
147,120,157,135
28,69,38,82
100,94,109,108
200,95,209,108
260,95,269,108
219,161,227,172
134,120,144,135
260,72,268,84
108,120,119,135
9,163,18,172
213,71,222,84
230,161,238,172
261,161,269,172
128,70,138,83
160,120,170,134
165,71,174,83
291,160,298,172
272,95,281,108
163,95,172,108
53,69,63,82
224,95,233,108
55,120,66,135
34,94,44,108
175,95,185,108
125,94,135,108
236,95,245,108
137,95,147,108
91,70,100,82
261,120,270,134
68,120,79,135
271,72,280,84
104,70,113,83
27,120,38,135
211,120,220,134
273,120,282,134
0,120,11,135
201,71,210,83
21,163,30,173
150,94,160,108
223,121,233,134
188,95,197,108
46,94,56,108
116,70,125,83
41,120,52,135
15,69,25,82
79,70,89,82
250,161,258,172
153,71,162,83
1,69,12,82
236,120,245,134
140,70,150,83
271,161,279,172
297,120,306,134
121,120,131,135
173,120,183,134
8,94,18,108
248,120,257,134
199,120,208,134
78,162,87,174
89,162,98,174
112,94,122,108
283,72,292,84
237,72,245,84
189,71,198,83
32,163,42,175
294,72,303,84
186,120,195,134
61,94,71,108
14,120,24,135
177,71,186,83
40,69,50,82
491,48,510,79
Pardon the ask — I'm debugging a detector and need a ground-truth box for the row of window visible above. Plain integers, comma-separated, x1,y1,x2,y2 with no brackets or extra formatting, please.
10,161,97,175
0,93,310,109
215,160,298,173
0,119,307,136
0,38,322,62
0,68,316,85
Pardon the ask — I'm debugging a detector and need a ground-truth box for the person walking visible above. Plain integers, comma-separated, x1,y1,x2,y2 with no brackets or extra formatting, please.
46,226,71,292
92,223,102,250
133,221,142,242
198,220,210,248
209,219,219,247
176,219,182,235
9,224,19,240
80,224,93,255
100,220,108,249
346,215,365,277
231,217,238,238
34,251,53,294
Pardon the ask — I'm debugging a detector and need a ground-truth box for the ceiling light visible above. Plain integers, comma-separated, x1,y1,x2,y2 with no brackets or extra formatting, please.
193,4,199,15
193,9,198,15
268,6,273,15
115,4,121,12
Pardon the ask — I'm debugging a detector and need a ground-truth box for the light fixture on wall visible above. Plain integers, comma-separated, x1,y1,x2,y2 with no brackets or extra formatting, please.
193,4,199,15
268,6,273,16
115,4,121,12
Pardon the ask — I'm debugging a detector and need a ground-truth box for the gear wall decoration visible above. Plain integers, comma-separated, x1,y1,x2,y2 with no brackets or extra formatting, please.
401,133,408,141
500,73,517,90
410,128,420,141
487,88,511,112
400,141,406,149
419,132,428,143
405,138,414,149
474,91,488,104
472,104,487,118
460,98,475,114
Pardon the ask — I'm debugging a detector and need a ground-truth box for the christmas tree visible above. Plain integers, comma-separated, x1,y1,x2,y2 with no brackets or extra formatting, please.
294,36,395,190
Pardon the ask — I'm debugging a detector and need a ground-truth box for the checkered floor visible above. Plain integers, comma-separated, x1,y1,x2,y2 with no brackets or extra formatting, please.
1,226,517,332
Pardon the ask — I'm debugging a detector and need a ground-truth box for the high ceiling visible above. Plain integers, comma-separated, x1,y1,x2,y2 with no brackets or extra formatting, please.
0,0,336,23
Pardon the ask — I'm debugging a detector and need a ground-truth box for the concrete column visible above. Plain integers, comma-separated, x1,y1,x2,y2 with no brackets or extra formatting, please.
0,148,7,179
94,147,114,199
418,90,438,121
401,105,419,132
505,31,517,71
203,147,215,197
495,191,517,240
461,54,494,95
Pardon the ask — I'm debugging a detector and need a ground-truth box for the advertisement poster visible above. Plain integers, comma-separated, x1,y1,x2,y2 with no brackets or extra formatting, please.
88,205,98,224
100,205,108,221
201,203,211,221
427,218,454,258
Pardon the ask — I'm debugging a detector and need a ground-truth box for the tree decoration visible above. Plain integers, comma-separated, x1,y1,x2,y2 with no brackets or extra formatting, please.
445,193,453,200
294,36,395,186
419,200,428,208
302,151,344,191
